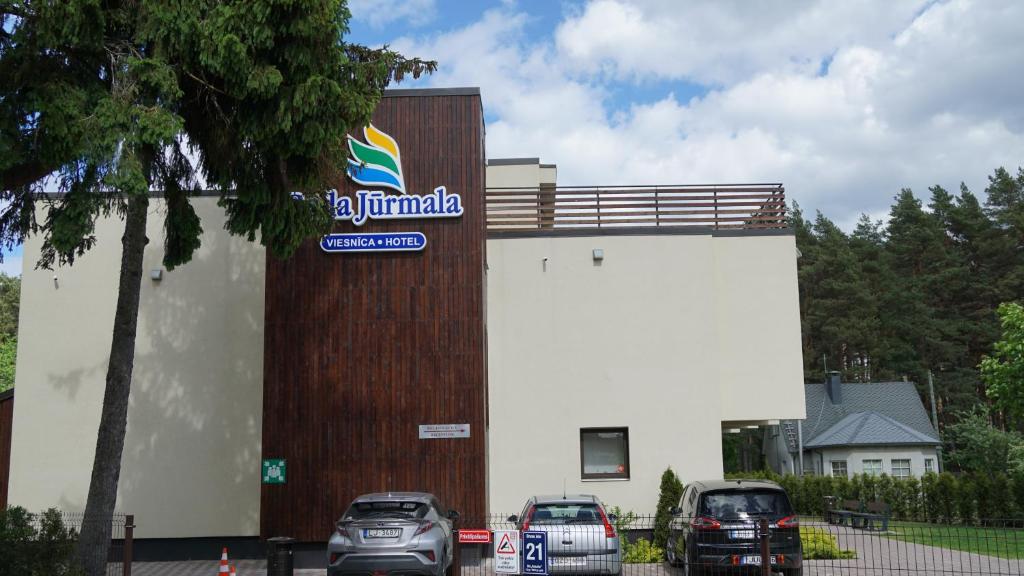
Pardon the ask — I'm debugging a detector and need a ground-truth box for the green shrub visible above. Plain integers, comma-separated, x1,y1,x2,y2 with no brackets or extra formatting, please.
653,468,683,549
0,507,83,576
936,472,957,523
800,526,856,560
902,477,922,521
1012,472,1024,519
990,473,1012,520
973,473,995,520
621,537,664,563
956,475,975,524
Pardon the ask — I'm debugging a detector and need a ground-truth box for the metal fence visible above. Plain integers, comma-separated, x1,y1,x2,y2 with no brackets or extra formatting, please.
450,514,1024,576
59,512,135,576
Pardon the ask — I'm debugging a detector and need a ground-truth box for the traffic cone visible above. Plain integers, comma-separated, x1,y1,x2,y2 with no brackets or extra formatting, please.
229,567,237,576
219,548,230,574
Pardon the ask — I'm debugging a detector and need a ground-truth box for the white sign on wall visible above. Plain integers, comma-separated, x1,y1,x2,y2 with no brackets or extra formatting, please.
494,530,521,574
418,424,470,439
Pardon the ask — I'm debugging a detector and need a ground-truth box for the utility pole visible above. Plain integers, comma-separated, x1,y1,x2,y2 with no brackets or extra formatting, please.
928,370,943,472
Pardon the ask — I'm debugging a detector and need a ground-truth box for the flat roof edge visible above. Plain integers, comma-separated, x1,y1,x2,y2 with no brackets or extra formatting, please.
383,87,480,97
487,227,794,240
487,158,541,166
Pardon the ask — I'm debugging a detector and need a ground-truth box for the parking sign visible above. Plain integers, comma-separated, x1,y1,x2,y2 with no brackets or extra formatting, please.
522,531,548,575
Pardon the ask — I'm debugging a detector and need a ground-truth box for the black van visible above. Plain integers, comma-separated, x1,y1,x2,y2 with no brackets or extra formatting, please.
666,479,802,576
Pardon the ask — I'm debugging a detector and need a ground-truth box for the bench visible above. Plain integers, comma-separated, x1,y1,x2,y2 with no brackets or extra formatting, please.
827,499,891,531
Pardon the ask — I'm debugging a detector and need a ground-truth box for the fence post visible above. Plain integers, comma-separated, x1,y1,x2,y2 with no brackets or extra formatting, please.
123,514,134,576
758,517,770,576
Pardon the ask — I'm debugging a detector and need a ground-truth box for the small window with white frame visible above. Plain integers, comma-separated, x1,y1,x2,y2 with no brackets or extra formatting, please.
830,460,849,478
925,458,935,474
862,459,883,476
891,459,911,479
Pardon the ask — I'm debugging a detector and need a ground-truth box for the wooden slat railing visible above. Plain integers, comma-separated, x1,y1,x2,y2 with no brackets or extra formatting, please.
485,184,786,232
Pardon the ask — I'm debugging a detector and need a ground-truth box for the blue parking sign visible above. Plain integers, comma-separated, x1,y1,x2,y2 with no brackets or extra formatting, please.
522,531,548,575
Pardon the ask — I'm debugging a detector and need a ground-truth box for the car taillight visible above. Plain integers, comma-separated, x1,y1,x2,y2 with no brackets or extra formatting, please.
423,550,435,562
690,516,721,530
336,522,351,537
415,521,435,536
522,506,536,532
777,515,799,529
329,552,341,564
597,508,616,538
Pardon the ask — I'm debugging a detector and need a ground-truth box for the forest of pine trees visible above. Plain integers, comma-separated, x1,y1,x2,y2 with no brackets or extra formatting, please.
792,166,1024,434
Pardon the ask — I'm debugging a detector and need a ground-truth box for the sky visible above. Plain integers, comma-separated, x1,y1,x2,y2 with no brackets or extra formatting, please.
347,0,1024,229
4,0,1022,275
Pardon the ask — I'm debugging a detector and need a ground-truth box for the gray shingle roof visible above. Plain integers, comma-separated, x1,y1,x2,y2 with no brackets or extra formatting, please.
800,381,940,447
804,411,940,448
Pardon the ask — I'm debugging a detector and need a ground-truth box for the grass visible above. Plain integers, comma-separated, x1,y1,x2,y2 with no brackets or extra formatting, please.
883,521,1024,559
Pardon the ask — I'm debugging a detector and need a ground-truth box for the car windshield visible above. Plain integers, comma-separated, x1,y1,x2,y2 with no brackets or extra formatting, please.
344,501,429,520
700,490,792,519
530,504,603,525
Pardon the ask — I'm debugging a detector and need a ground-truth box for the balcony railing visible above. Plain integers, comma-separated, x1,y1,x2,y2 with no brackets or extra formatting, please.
485,184,786,232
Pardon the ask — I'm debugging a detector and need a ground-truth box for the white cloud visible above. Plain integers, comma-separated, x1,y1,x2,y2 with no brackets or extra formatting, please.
390,0,1024,225
349,0,437,29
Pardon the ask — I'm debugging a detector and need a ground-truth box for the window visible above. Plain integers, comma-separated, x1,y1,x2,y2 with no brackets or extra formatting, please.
891,459,911,479
580,428,629,479
862,459,883,476
925,458,935,473
831,460,849,478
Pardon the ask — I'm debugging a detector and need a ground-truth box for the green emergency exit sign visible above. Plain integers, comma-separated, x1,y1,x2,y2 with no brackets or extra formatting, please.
262,459,286,484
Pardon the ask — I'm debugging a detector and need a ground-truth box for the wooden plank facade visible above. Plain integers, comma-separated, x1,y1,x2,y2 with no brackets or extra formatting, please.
261,90,488,541
0,389,12,509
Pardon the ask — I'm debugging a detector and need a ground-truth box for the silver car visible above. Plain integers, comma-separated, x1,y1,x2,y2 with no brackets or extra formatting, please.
509,495,622,575
328,492,459,576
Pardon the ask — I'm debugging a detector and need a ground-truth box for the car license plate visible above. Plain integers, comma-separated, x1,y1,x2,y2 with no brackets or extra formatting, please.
729,529,755,539
740,555,777,566
365,528,401,538
550,557,586,567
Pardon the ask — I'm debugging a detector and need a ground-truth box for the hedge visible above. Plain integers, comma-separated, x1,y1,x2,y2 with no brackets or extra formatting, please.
725,470,1024,523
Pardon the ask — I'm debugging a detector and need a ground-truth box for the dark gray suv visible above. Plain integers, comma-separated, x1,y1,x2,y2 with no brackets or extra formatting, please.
666,479,802,576
328,492,459,576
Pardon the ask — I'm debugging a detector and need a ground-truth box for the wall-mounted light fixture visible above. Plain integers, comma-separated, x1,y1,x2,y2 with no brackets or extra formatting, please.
150,269,163,281
592,248,604,262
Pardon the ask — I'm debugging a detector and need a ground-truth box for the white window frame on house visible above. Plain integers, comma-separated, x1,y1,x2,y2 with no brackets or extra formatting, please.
580,427,630,480
862,459,883,476
830,460,849,478
925,458,935,473
891,458,911,479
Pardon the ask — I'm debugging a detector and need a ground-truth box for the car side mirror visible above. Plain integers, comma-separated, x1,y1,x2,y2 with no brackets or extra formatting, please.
447,509,460,520
608,514,618,522
669,507,680,515
507,514,518,522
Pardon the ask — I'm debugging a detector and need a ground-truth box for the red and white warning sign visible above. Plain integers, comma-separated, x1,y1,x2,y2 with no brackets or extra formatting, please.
458,529,491,544
494,530,520,573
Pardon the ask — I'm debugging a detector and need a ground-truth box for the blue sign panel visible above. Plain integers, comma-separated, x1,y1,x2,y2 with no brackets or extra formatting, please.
522,531,548,575
321,232,427,253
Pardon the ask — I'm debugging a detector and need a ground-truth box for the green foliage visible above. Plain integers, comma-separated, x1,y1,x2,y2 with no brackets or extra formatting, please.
0,507,83,575
0,274,20,340
653,468,683,549
944,407,1024,474
936,473,958,524
956,475,975,525
0,337,15,392
800,526,857,560
621,537,664,564
990,473,1012,519
981,302,1024,422
920,472,940,522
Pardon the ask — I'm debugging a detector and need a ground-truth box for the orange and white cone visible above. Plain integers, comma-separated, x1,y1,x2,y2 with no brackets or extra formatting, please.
219,548,230,575
229,567,237,576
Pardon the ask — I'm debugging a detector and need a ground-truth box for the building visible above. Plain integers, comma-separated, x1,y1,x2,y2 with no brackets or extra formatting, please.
764,373,941,478
6,88,805,559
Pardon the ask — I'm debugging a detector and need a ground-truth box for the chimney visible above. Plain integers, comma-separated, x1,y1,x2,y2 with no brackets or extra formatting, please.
826,371,842,404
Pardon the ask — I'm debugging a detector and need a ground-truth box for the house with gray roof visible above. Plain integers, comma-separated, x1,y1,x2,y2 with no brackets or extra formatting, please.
764,373,942,478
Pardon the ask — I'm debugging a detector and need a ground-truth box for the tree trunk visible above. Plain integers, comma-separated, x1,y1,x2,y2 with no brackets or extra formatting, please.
77,194,149,576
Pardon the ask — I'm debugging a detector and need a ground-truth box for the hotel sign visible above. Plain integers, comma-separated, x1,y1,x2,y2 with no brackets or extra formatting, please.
318,125,462,253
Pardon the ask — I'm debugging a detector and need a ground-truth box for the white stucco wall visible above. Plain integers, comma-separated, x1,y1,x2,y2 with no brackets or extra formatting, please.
8,198,265,538
807,446,940,477
485,232,805,514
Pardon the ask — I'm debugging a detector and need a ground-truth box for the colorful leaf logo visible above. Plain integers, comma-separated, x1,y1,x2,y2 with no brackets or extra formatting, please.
346,124,407,194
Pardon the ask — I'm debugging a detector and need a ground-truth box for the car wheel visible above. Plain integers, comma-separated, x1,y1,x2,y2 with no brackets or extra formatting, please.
441,547,450,576
665,537,678,567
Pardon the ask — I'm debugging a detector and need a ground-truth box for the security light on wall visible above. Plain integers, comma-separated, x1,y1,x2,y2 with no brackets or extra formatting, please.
150,269,163,281
592,248,604,261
